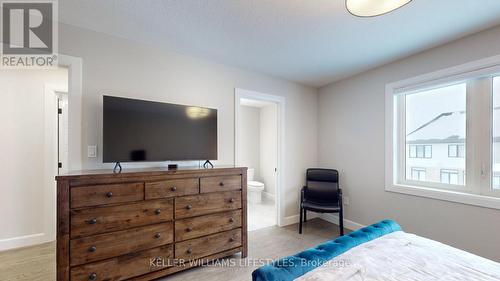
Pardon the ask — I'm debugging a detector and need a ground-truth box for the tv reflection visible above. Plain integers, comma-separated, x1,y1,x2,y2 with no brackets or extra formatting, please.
185,106,211,119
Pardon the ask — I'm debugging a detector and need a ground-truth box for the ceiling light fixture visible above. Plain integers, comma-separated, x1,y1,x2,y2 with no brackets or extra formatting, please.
346,0,412,17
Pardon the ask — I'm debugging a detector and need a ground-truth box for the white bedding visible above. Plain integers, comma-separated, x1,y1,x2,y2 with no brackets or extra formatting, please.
296,231,500,281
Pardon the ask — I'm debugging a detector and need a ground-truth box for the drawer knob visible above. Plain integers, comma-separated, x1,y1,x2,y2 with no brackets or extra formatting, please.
155,233,161,239
186,248,192,254
105,192,113,198
229,198,235,203
186,205,192,210
88,246,97,253
229,237,235,242
88,218,97,225
229,218,234,223
219,182,224,187
88,273,97,280
155,209,162,215
171,186,177,192
186,227,193,232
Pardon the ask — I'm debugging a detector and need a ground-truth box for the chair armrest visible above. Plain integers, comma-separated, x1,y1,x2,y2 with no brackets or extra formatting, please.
301,186,306,202
338,188,343,205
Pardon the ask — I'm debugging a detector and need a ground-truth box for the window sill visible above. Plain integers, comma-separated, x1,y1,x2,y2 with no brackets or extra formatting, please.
386,184,500,210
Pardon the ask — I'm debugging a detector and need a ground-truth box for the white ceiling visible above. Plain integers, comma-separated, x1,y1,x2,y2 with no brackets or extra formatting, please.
59,0,500,87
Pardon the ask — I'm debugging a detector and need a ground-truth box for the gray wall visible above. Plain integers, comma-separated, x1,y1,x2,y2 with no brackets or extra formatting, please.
318,25,500,261
59,23,317,218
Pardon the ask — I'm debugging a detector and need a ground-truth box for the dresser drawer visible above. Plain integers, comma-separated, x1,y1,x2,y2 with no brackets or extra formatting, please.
71,183,144,208
70,222,173,266
175,210,241,242
200,175,241,193
145,178,199,199
71,199,173,238
175,229,241,260
175,191,242,219
70,244,173,281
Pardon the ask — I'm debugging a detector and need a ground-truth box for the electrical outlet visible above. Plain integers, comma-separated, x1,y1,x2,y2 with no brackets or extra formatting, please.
343,196,350,206
87,145,97,158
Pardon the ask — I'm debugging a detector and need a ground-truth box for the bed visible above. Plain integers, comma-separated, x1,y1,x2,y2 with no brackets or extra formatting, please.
252,220,500,281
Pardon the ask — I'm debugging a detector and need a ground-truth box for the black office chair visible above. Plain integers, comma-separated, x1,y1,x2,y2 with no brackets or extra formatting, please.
299,168,343,236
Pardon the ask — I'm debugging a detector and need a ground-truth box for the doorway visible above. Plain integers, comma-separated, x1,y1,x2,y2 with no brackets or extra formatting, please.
235,88,285,231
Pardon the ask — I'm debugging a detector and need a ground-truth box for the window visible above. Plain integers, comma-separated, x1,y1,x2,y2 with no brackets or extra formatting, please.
493,175,500,189
410,168,426,181
448,144,465,158
386,56,500,209
404,83,466,186
493,77,500,190
440,169,459,185
409,145,432,158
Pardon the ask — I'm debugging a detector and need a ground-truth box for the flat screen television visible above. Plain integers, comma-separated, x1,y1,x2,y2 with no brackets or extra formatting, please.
103,96,217,163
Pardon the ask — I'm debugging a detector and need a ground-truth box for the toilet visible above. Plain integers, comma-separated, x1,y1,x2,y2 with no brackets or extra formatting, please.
247,168,265,203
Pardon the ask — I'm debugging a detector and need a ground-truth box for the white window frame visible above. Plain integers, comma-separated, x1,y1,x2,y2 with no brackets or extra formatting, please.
385,55,500,210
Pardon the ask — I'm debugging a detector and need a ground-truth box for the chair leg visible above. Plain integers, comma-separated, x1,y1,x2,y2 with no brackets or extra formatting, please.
299,206,303,234
303,209,307,222
339,209,344,236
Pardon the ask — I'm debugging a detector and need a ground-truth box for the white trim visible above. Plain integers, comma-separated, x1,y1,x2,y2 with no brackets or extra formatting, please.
391,54,500,94
320,214,365,231
386,184,500,210
385,54,500,210
262,191,275,202
281,215,300,226
281,213,320,226
0,233,51,252
280,213,365,231
235,88,286,226
58,54,83,171
44,84,67,244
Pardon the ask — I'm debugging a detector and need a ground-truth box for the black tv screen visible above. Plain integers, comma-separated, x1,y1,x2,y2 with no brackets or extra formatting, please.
103,96,217,163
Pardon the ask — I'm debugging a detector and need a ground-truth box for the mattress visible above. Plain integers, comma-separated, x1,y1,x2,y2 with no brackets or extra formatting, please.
296,231,500,281
252,220,500,281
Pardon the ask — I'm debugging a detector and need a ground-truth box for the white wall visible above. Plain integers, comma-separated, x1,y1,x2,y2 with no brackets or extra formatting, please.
239,105,261,180
0,68,68,250
59,23,318,218
260,104,278,197
318,25,500,261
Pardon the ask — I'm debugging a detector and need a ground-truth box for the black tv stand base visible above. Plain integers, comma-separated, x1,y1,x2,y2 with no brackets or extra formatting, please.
203,160,214,169
113,162,122,173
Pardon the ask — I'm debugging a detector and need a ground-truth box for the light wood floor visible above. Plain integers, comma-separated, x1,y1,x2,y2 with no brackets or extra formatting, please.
0,219,345,281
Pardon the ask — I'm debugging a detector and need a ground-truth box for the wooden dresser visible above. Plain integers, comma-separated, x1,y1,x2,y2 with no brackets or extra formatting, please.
56,167,247,281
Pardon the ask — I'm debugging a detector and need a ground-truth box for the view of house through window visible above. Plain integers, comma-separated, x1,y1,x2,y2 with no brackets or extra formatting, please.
411,168,426,181
493,77,500,190
405,83,466,187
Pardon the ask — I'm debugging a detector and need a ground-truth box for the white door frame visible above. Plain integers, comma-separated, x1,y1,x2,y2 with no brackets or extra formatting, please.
59,54,83,172
234,88,286,227
40,55,83,245
44,84,68,243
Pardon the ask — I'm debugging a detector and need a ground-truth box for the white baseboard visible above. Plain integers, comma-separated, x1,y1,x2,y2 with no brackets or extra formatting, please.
280,212,320,227
281,212,365,231
262,191,275,202
0,233,53,252
320,214,365,231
